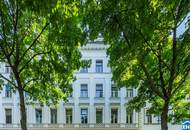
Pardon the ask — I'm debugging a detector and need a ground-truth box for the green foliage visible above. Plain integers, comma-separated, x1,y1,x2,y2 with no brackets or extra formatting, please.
0,0,86,104
82,0,190,124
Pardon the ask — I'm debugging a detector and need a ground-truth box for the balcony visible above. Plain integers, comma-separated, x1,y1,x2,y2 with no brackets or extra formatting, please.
110,91,120,98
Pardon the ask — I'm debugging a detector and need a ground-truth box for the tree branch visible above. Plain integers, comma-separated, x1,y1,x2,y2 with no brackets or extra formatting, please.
171,67,190,96
135,27,170,71
168,22,178,96
19,51,51,74
14,0,19,66
0,73,17,88
19,22,49,63
158,43,167,97
114,15,131,48
23,78,38,88
139,60,164,99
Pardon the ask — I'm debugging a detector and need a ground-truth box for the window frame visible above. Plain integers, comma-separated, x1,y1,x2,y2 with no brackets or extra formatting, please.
96,84,103,98
111,108,118,124
111,85,119,97
50,108,57,124
126,110,133,124
80,84,88,98
5,108,12,124
126,88,133,98
5,84,12,98
81,108,88,124
35,108,42,124
95,60,103,73
96,108,103,123
66,108,73,124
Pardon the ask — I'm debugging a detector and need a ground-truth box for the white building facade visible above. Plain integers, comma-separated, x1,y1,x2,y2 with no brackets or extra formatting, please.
0,41,181,130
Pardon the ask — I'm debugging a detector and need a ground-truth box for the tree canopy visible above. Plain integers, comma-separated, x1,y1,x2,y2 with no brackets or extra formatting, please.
82,0,190,130
0,0,87,130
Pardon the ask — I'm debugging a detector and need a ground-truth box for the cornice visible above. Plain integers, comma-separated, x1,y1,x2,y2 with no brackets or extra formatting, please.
80,41,109,50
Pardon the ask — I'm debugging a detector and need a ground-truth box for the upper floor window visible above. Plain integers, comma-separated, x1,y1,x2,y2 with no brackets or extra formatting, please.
69,92,73,98
96,60,103,73
126,88,133,98
186,94,190,100
81,108,88,124
35,109,42,124
80,84,88,97
80,67,88,73
5,84,12,98
5,108,12,124
50,108,57,124
96,84,103,97
5,64,10,73
111,85,119,97
66,108,73,124
69,86,73,98
111,108,118,124
96,108,103,123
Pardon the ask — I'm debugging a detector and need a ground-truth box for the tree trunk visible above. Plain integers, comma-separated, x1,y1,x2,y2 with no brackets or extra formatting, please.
161,100,169,130
18,87,27,130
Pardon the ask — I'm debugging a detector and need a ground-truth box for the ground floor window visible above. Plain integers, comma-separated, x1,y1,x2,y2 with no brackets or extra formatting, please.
81,108,88,124
36,109,42,124
66,108,73,124
96,108,103,123
111,108,118,123
5,109,12,124
51,108,57,124
126,111,133,124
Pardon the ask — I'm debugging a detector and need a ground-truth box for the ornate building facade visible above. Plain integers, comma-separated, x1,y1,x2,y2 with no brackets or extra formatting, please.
0,41,180,130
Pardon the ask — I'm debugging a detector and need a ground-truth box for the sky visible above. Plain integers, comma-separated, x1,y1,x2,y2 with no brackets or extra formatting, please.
177,13,190,37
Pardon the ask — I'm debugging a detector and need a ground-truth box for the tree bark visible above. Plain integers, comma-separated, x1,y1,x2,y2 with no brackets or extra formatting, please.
15,73,27,130
161,100,169,130
18,87,27,130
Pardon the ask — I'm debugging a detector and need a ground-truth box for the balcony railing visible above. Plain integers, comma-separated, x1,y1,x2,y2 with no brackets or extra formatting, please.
111,91,119,98
0,123,139,128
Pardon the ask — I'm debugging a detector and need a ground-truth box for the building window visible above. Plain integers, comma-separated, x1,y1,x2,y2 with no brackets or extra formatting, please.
36,109,42,124
5,84,12,98
81,108,88,124
96,60,103,73
126,111,133,124
66,108,73,124
111,85,118,97
50,108,57,124
156,116,161,124
96,108,103,123
80,84,88,97
5,65,10,73
24,92,29,98
5,109,12,124
111,108,118,124
80,67,88,73
69,86,73,98
69,92,73,98
145,111,152,124
96,84,103,97
126,88,133,98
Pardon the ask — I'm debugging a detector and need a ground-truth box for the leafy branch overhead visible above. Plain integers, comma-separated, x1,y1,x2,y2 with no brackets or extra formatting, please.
82,0,190,130
0,1,87,130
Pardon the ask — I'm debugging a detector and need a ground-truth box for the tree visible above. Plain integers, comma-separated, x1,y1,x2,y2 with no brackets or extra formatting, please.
82,0,190,130
0,0,86,130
